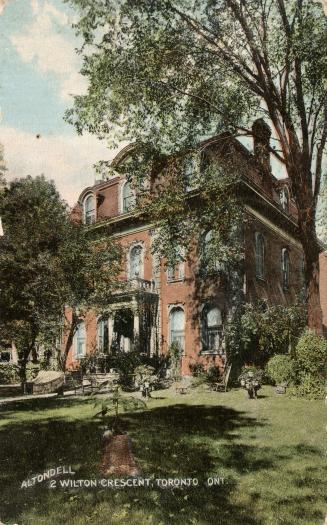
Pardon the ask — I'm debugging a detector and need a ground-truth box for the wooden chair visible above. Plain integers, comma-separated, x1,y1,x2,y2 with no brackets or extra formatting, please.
212,364,232,392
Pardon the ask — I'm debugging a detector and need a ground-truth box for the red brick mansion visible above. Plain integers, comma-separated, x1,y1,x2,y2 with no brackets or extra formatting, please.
64,120,327,375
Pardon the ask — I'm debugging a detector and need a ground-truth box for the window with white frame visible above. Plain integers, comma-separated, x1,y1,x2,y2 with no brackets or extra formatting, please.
74,322,86,358
97,317,108,352
167,246,185,282
169,307,185,351
200,230,222,273
255,232,265,279
83,194,96,225
201,305,223,353
281,248,290,290
129,245,142,278
122,181,136,213
279,186,289,213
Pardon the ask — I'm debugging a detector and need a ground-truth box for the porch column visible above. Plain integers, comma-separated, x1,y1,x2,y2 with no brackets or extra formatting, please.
108,315,114,352
133,312,140,339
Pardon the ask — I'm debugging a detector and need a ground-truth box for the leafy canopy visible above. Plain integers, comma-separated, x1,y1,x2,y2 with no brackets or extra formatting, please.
66,0,326,174
0,176,122,365
65,0,327,329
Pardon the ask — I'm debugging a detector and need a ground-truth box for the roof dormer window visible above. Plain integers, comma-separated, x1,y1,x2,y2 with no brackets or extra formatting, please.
83,194,96,225
122,181,136,213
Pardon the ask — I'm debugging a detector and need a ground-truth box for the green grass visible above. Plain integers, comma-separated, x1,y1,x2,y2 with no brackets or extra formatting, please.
0,386,326,525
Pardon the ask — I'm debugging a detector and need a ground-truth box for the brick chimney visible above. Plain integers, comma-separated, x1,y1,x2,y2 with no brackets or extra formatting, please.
252,118,271,174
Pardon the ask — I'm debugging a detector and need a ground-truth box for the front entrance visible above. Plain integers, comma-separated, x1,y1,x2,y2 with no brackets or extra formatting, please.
113,309,135,352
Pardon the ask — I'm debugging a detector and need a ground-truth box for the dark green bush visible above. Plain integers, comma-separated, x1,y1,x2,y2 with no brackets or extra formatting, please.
289,330,327,399
238,365,264,384
206,365,221,384
25,363,40,380
189,363,205,377
295,330,327,378
266,355,296,385
237,301,306,367
0,364,20,384
288,375,326,400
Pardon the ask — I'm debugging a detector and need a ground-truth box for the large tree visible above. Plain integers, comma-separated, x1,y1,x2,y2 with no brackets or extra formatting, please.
0,176,122,383
66,0,327,330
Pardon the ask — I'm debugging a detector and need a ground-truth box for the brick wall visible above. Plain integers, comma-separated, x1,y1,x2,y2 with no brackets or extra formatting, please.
245,212,304,305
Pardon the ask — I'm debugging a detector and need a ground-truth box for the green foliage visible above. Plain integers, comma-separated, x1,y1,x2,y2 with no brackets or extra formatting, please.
93,385,146,434
266,355,296,386
0,176,122,377
238,365,264,384
65,0,327,329
238,301,306,366
25,363,40,381
287,330,327,399
295,330,327,378
168,341,182,378
0,364,20,385
289,375,325,401
66,0,326,156
206,365,221,384
134,365,156,385
189,363,205,376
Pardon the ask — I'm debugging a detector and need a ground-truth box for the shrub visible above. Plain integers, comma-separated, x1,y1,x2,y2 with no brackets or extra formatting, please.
25,363,40,381
287,330,327,400
0,364,20,384
168,342,182,378
295,330,327,379
266,355,295,385
206,365,221,384
238,301,306,367
134,365,156,388
289,375,326,400
239,365,264,384
189,363,205,377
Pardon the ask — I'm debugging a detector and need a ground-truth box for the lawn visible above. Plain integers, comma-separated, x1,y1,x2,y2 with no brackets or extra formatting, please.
0,386,326,525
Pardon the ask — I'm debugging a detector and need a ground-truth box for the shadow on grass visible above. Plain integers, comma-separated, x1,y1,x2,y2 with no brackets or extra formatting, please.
0,395,93,415
0,400,325,525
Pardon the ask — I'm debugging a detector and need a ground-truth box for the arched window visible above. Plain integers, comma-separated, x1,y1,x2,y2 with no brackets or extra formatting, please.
255,232,265,279
74,322,86,358
97,317,108,353
167,246,185,282
282,248,290,290
201,305,223,353
122,181,136,213
129,245,142,278
279,186,289,213
200,230,221,273
169,307,185,351
83,194,96,225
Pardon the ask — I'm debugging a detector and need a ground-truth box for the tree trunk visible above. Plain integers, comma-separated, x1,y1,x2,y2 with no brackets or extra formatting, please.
60,326,75,372
297,207,323,333
282,142,323,334
19,355,28,394
59,311,78,372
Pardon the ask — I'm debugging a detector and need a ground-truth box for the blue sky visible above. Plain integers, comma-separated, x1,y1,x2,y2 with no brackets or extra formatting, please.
0,0,72,135
0,0,116,204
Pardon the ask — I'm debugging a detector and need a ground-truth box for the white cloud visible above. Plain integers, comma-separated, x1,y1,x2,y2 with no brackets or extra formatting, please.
0,126,120,205
10,0,87,101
